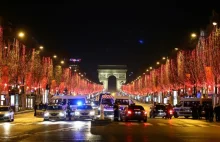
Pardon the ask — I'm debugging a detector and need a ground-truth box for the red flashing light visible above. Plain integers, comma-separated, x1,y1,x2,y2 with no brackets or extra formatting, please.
127,110,132,114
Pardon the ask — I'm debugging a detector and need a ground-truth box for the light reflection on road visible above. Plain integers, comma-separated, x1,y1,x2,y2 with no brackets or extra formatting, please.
2,123,11,135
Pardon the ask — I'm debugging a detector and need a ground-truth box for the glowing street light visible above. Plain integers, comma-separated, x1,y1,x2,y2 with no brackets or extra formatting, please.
39,46,44,50
162,57,166,60
191,33,197,38
156,61,160,65
175,48,178,51
213,22,217,26
18,32,25,38
146,69,149,72
61,60,64,64
149,67,153,70
53,55,57,58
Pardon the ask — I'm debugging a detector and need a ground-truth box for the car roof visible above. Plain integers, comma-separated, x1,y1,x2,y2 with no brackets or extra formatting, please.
48,104,62,106
129,105,142,107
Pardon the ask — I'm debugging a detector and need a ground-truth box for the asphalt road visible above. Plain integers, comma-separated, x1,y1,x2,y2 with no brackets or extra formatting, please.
0,102,219,142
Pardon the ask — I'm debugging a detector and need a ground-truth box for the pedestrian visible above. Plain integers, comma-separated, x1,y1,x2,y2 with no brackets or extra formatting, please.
34,103,38,116
113,102,119,121
214,104,220,122
208,105,214,122
192,104,198,119
67,103,71,121
197,104,202,119
204,104,209,121
39,101,43,110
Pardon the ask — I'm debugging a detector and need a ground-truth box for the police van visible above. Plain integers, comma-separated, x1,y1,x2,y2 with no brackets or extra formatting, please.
173,98,212,118
98,93,115,118
51,95,87,116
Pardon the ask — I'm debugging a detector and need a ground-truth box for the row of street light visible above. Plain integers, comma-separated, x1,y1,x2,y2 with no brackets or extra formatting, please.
17,31,65,65
132,21,218,82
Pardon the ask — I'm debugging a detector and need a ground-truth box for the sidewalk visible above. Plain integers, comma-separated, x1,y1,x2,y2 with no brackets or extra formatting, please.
15,109,34,115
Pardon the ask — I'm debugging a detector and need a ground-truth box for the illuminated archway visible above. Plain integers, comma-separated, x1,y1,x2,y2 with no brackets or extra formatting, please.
98,65,127,92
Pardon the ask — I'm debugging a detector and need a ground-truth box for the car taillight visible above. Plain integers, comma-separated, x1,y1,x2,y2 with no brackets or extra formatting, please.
127,110,132,114
169,110,173,114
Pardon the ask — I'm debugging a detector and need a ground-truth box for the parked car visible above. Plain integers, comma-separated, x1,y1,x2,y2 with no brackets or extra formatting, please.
0,106,14,122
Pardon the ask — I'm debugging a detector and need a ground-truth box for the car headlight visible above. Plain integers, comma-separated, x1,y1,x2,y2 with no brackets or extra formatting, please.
44,112,49,117
59,112,65,117
90,111,95,115
4,113,10,117
75,111,80,115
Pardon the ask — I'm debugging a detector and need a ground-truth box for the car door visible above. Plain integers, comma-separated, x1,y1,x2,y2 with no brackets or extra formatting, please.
9,107,13,118
120,107,127,119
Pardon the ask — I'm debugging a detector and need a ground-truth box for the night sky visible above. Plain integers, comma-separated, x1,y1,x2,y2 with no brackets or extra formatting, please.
0,3,219,83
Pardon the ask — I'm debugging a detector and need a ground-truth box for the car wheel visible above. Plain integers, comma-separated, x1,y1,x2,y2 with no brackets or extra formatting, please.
125,118,129,122
11,115,14,122
174,112,178,118
44,118,49,121
119,115,123,122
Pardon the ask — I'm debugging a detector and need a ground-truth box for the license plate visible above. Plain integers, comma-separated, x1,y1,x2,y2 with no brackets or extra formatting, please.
135,111,140,115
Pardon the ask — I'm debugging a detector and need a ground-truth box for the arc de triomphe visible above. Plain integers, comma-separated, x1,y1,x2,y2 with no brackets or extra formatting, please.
97,65,127,92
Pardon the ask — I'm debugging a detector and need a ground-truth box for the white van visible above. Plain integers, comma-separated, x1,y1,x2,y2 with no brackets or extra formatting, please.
173,98,212,118
51,95,87,113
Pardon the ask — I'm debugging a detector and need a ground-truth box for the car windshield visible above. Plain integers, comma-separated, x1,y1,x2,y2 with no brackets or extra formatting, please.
183,101,200,107
175,104,182,107
129,106,144,110
202,101,212,107
91,101,99,106
115,99,129,105
101,99,113,105
77,105,93,110
47,106,63,110
155,105,165,110
0,107,9,111
68,98,85,105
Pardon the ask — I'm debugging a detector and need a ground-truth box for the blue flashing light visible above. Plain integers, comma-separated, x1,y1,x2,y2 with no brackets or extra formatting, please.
138,40,144,44
77,101,82,106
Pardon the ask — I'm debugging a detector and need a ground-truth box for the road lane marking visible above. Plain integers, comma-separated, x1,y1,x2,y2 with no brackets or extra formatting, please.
183,124,194,127
144,122,153,126
197,124,208,127
157,123,166,126
210,124,220,127
130,123,139,125
118,122,125,125
169,123,182,127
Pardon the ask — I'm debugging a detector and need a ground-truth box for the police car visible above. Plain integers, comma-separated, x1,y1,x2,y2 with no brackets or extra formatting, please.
74,104,95,120
44,104,66,121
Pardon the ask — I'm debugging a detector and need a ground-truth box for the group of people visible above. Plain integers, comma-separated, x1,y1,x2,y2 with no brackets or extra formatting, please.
191,103,220,122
